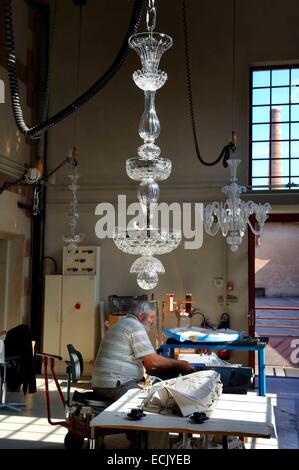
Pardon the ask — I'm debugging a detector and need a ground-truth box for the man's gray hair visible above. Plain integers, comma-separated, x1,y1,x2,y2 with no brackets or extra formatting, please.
131,300,156,318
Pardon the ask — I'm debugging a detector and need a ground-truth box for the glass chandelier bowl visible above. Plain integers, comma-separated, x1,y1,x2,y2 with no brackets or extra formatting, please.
133,70,167,91
126,156,172,181
138,143,161,160
129,32,173,74
204,158,271,252
131,255,165,290
113,227,181,256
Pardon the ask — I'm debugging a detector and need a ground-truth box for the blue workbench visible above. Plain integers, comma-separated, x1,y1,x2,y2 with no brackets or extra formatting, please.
159,340,268,396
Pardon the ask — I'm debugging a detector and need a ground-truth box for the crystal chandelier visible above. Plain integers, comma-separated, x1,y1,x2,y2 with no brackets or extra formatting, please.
63,148,85,254
113,1,181,290
204,144,271,252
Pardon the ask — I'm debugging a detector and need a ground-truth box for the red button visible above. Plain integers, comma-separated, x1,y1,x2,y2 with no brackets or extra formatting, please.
75,303,81,310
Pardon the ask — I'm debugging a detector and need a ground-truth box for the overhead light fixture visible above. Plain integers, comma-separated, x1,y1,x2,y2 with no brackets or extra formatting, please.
203,0,271,251
204,141,271,252
113,0,181,290
63,148,85,253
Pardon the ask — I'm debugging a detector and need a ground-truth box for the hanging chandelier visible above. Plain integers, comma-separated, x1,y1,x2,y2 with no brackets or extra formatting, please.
63,147,85,253
202,0,271,252
113,0,181,290
204,140,271,252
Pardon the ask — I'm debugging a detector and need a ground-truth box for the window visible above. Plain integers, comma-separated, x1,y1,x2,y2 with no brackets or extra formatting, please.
250,66,299,190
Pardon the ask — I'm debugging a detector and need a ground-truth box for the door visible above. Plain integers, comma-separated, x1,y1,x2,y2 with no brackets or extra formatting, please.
43,275,62,355
60,276,98,361
248,213,299,371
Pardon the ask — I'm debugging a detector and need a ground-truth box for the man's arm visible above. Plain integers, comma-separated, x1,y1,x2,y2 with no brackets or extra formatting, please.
143,353,194,372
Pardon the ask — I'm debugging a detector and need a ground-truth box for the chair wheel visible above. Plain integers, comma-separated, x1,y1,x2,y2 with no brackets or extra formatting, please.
64,431,85,449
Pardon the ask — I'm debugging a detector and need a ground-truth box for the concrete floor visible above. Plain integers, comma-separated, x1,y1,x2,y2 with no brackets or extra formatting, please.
0,375,298,449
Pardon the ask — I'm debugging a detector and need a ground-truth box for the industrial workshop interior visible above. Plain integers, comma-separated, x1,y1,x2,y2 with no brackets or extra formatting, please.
0,0,299,456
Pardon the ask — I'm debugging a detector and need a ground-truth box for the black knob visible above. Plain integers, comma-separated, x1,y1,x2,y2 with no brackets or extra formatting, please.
127,408,146,420
190,412,209,424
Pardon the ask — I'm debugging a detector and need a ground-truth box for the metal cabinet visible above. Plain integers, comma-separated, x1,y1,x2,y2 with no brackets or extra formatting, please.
43,275,100,361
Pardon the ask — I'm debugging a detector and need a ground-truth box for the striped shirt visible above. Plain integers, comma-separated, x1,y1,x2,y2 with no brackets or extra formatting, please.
92,315,155,388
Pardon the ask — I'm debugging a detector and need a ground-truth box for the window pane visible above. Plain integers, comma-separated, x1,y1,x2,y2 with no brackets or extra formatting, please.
253,88,270,105
271,141,289,158
290,177,299,188
271,123,289,140
253,70,270,88
270,105,289,122
291,123,299,139
291,141,299,157
271,105,290,122
291,68,299,84
270,159,290,177
291,105,299,121
252,177,269,189
282,159,290,176
269,177,290,188
252,106,270,123
291,159,299,177
252,142,269,158
252,160,269,177
272,69,289,86
252,124,270,141
272,87,289,104
291,85,299,103
279,105,289,122
281,141,290,158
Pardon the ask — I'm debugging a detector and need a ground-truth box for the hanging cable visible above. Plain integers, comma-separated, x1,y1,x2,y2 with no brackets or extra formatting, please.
3,0,144,139
231,0,236,138
182,0,235,167
73,5,83,149
0,172,27,195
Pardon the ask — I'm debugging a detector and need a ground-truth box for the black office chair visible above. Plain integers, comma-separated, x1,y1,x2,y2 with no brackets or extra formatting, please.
0,341,25,412
66,344,111,407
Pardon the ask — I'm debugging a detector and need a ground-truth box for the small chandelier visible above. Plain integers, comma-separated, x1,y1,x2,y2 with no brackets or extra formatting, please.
113,0,181,290
63,147,85,254
204,140,271,252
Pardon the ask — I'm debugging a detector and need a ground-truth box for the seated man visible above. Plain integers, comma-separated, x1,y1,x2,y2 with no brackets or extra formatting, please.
92,300,194,402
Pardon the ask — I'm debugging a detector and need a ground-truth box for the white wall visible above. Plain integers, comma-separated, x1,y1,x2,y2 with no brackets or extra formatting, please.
256,223,299,297
44,0,299,363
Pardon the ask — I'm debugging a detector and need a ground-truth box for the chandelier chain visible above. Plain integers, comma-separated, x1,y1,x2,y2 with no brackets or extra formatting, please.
231,0,236,135
146,0,156,31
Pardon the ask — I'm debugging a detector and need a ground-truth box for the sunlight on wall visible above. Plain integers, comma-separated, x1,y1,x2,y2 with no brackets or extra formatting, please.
255,258,270,273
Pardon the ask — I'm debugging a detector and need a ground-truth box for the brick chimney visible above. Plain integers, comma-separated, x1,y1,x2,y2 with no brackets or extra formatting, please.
270,108,283,189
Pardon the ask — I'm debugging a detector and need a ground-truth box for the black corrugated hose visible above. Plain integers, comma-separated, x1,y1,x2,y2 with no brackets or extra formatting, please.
182,0,234,167
3,0,144,139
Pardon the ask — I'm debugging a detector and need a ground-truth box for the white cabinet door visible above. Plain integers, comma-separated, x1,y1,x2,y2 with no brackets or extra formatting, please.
43,275,62,356
60,276,99,361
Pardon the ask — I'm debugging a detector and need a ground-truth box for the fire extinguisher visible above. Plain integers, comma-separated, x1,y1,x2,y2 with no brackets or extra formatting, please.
217,313,230,360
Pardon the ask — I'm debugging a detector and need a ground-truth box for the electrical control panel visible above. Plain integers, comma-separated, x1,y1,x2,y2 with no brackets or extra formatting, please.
63,246,100,275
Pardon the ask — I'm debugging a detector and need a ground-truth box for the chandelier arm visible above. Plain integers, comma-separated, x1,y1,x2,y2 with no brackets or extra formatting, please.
3,0,144,139
182,0,232,167
247,217,263,236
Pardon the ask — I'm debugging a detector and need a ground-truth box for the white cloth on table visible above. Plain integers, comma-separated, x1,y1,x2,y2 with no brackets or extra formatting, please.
142,370,223,417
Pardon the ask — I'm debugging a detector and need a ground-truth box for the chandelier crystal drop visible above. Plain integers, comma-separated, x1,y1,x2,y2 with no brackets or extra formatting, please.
63,149,84,254
204,152,271,252
113,1,181,290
